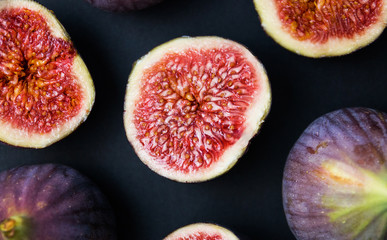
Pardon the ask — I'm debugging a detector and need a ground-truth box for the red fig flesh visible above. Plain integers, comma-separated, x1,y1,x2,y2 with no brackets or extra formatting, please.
164,223,239,240
0,0,95,148
124,36,271,182
254,0,387,57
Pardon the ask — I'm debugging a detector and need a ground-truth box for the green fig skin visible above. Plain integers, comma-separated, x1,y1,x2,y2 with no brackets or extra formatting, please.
0,164,116,240
283,108,387,240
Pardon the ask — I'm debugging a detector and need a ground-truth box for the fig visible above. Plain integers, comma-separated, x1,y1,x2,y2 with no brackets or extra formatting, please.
84,0,164,11
124,36,271,182
164,223,239,240
283,108,387,239
253,0,387,57
0,0,95,148
0,164,116,240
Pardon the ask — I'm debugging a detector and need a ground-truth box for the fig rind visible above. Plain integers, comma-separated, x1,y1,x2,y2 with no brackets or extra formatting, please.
0,0,95,148
253,0,387,57
283,108,387,240
124,36,271,183
164,223,239,240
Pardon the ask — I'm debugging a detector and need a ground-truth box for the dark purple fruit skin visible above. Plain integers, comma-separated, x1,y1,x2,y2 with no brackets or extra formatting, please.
0,164,116,240
283,108,387,240
85,0,164,11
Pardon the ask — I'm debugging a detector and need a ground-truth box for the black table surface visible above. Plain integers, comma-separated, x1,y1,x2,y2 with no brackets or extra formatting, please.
1,0,386,239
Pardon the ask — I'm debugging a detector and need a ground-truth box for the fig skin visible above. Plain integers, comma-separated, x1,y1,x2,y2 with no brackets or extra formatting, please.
253,0,387,57
0,0,95,148
164,223,240,240
85,0,164,11
124,36,272,183
0,164,116,240
283,108,387,240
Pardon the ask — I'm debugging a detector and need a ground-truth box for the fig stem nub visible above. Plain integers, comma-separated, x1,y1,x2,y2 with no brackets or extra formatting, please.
0,216,31,240
0,218,16,238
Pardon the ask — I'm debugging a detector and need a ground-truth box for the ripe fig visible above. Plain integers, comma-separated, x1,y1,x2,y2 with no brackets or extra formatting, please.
283,108,387,239
0,164,116,240
84,0,164,11
0,0,95,148
124,36,271,182
164,223,239,240
253,0,387,57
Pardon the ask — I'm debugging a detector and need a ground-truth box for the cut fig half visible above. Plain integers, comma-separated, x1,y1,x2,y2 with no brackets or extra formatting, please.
283,108,387,239
124,36,271,183
0,0,95,148
254,0,387,57
164,223,239,240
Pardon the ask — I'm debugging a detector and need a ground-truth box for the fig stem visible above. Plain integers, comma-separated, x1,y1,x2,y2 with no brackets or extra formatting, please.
0,216,31,240
0,218,16,238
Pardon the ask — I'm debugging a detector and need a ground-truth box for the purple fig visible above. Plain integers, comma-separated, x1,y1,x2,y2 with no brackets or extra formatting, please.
283,108,387,239
85,0,164,11
0,164,116,240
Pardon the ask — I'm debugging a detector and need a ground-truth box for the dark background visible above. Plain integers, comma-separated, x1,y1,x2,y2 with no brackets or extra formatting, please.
1,0,386,239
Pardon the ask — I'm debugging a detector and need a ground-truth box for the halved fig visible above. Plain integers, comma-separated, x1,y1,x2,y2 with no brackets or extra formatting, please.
254,0,387,57
283,108,387,239
84,0,164,11
0,0,95,148
0,164,116,240
164,223,239,240
124,36,271,182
